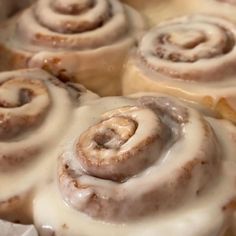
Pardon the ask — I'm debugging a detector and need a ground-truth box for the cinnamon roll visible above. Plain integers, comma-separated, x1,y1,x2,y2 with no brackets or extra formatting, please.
0,0,145,96
122,14,236,123
33,94,236,236
0,68,97,223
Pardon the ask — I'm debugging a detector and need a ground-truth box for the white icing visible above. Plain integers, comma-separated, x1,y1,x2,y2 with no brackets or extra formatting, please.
33,173,233,236
0,0,146,96
138,14,236,81
0,68,97,211
31,94,236,236
122,15,236,123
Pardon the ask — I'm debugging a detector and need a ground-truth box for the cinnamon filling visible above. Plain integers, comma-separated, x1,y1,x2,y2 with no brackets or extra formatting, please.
0,88,34,108
76,111,162,181
93,127,134,150
15,0,131,50
138,15,236,82
153,25,235,63
52,0,95,15
34,0,111,34
19,89,34,106
0,77,50,139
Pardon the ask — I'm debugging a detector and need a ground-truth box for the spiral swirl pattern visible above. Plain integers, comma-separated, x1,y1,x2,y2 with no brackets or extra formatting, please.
122,14,236,124
58,95,220,221
138,14,236,81
0,0,145,96
15,0,140,50
77,106,168,182
0,77,49,139
0,69,88,171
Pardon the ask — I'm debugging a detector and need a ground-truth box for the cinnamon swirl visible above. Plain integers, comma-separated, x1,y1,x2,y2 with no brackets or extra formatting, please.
0,0,145,96
122,14,236,123
0,68,97,223
33,93,236,236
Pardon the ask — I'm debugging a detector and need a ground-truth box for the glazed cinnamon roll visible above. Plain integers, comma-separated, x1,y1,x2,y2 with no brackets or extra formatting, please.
122,14,236,123
0,68,97,223
33,94,236,236
0,0,145,96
